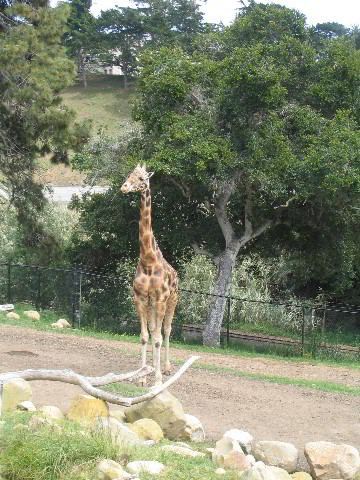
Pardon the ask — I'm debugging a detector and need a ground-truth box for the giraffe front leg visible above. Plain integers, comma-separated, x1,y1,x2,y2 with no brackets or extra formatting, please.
136,300,149,387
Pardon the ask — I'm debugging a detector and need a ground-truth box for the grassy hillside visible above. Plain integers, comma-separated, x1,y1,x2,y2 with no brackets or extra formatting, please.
35,74,134,186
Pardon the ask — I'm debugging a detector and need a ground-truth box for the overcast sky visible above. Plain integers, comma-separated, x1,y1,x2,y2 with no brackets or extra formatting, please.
86,0,359,27
49,0,360,28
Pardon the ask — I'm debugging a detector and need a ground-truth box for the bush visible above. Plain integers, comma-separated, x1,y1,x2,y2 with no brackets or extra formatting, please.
177,254,304,334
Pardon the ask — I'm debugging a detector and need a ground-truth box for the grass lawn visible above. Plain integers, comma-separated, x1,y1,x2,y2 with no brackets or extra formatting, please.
35,74,134,186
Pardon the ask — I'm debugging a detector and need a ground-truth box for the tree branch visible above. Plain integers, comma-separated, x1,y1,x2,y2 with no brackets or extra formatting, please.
0,356,200,408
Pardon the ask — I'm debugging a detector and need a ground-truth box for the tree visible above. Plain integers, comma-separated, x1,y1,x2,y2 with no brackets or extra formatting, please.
0,2,89,249
62,0,97,88
130,0,205,50
130,3,360,346
96,7,144,89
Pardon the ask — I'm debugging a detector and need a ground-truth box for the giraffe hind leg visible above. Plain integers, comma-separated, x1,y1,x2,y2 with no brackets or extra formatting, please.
163,290,178,376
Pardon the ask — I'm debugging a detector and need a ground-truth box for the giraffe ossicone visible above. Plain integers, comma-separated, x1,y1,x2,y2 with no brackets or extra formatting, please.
121,164,178,386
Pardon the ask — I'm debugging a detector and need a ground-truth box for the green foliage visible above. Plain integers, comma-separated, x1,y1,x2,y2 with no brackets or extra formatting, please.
0,202,79,265
0,1,89,248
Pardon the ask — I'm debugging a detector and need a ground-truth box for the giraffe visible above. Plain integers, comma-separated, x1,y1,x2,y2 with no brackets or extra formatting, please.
120,164,178,386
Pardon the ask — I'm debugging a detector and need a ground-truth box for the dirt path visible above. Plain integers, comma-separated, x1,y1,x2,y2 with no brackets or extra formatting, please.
1,324,360,468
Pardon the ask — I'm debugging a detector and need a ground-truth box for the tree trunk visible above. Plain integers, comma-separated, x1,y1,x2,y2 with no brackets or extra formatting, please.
79,49,87,89
123,62,128,89
203,246,239,347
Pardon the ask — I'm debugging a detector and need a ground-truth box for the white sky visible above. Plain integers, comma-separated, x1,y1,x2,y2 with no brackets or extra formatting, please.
87,0,360,27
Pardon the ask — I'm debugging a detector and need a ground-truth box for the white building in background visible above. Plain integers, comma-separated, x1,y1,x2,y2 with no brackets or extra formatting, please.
103,65,123,75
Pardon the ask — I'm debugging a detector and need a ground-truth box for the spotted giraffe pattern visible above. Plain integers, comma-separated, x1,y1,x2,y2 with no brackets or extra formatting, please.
121,165,178,386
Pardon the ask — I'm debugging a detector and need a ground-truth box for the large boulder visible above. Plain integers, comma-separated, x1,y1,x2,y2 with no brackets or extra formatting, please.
24,310,40,321
179,414,205,443
124,389,186,440
240,462,292,480
17,400,36,412
224,429,253,454
126,461,165,475
160,445,205,457
253,441,298,473
67,394,109,425
6,312,20,320
3,378,32,412
95,417,143,446
128,418,164,442
304,441,360,480
97,459,133,479
290,474,313,480
212,436,252,471
39,406,65,421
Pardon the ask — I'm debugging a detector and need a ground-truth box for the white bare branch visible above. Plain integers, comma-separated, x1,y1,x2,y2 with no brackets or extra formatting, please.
0,356,200,408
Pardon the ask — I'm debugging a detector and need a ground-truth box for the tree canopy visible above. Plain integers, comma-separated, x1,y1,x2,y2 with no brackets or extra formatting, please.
70,2,360,346
0,2,89,247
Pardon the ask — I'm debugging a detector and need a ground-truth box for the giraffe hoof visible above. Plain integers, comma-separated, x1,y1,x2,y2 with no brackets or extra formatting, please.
163,368,171,376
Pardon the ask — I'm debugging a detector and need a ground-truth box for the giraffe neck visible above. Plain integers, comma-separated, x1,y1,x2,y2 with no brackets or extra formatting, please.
139,187,157,266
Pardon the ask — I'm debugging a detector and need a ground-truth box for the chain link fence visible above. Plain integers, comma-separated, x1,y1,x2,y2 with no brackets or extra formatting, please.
0,262,359,361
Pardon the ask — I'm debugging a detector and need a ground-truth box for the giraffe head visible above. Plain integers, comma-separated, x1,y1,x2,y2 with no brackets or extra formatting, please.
121,164,154,194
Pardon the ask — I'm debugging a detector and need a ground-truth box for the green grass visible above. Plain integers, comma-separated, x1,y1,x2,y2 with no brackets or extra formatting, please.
35,74,134,185
188,361,360,397
62,74,134,137
0,413,239,480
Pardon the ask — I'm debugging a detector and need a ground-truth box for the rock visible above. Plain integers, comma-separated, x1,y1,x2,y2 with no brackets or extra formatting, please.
127,461,165,475
95,417,144,446
160,445,205,457
224,429,254,454
24,310,40,321
240,462,292,480
57,318,71,327
179,414,205,443
304,441,360,480
291,473,313,480
143,440,156,447
215,468,226,475
51,322,64,329
109,410,126,423
128,418,164,442
6,312,20,320
124,389,186,440
28,415,63,433
67,394,109,426
253,441,298,473
39,406,65,421
247,455,256,466
51,318,71,329
175,441,193,449
97,459,133,479
3,378,32,412
17,400,36,412
212,436,251,470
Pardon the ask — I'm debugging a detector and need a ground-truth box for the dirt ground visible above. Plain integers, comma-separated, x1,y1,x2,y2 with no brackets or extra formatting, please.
1,324,360,469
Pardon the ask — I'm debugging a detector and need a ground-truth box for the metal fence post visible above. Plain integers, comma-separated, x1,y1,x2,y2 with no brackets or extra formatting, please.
35,266,41,311
301,307,305,357
226,297,231,347
71,268,78,328
78,271,82,329
7,262,11,304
